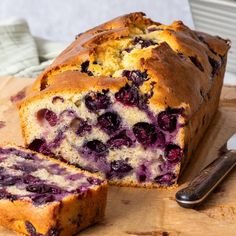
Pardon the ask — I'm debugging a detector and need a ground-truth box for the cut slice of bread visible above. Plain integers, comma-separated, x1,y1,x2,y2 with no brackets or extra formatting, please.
0,144,107,236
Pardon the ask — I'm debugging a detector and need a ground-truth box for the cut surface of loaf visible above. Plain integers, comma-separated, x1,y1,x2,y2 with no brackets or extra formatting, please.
0,144,107,236
19,12,230,188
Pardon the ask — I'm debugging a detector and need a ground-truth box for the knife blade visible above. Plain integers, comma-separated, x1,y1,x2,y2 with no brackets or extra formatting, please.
175,133,236,208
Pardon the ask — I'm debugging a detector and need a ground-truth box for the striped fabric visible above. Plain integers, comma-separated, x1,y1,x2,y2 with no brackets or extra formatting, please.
189,0,236,74
0,18,65,78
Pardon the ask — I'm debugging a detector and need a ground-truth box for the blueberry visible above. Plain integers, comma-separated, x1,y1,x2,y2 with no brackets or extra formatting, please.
115,84,139,106
110,160,133,173
157,107,184,132
136,163,151,183
0,189,17,201
70,118,92,136
133,37,158,48
85,90,111,112
133,122,157,147
47,227,60,236
0,175,20,186
189,56,204,72
139,174,147,182
115,82,154,110
18,152,37,160
28,139,45,152
154,173,176,185
87,177,102,185
26,184,61,194
107,159,133,179
107,130,133,149
37,109,58,126
122,70,148,86
76,185,89,193
81,60,93,76
31,194,55,205
164,144,183,162
97,112,121,134
67,173,83,181
124,48,133,53
13,163,37,173
158,111,177,133
208,56,220,77
0,148,36,160
28,139,52,156
83,140,108,156
25,221,38,236
0,148,10,155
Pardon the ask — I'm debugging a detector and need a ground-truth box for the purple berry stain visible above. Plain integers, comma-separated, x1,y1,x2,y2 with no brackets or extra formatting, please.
87,177,102,185
154,173,176,186
70,118,92,136
10,88,26,103
37,109,58,126
25,221,38,236
31,194,55,205
26,183,61,194
136,163,151,182
0,121,6,129
107,130,133,149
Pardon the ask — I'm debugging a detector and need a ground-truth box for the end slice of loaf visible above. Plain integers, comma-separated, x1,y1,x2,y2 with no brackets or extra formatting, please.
0,144,107,236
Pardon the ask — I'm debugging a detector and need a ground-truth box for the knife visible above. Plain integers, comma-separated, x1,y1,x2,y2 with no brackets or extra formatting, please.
175,133,236,208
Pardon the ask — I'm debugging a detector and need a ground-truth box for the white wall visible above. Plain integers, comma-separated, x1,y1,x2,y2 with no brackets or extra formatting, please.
0,0,193,42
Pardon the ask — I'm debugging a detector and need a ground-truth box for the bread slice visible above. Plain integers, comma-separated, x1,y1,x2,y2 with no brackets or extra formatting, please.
0,144,107,236
19,12,230,188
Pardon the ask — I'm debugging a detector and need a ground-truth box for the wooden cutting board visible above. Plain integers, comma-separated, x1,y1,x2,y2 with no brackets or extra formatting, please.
0,77,236,236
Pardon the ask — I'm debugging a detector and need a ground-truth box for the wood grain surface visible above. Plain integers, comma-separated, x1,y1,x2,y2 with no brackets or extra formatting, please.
0,77,235,236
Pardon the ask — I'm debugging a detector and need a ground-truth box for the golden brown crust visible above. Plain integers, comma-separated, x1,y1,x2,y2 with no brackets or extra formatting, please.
0,144,108,235
31,12,155,92
29,12,230,118
0,186,107,236
181,54,227,173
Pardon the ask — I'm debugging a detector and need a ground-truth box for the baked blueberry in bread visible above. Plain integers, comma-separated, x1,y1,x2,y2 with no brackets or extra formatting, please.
19,12,230,188
0,144,107,235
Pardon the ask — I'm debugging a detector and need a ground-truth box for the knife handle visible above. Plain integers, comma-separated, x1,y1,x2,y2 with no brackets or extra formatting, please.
176,152,236,208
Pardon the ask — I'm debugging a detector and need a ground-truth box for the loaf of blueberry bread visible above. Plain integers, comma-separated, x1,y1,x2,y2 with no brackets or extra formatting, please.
19,12,230,188
0,144,107,236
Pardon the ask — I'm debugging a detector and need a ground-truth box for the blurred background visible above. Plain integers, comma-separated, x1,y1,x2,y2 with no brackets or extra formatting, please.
0,0,235,82
0,0,193,42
